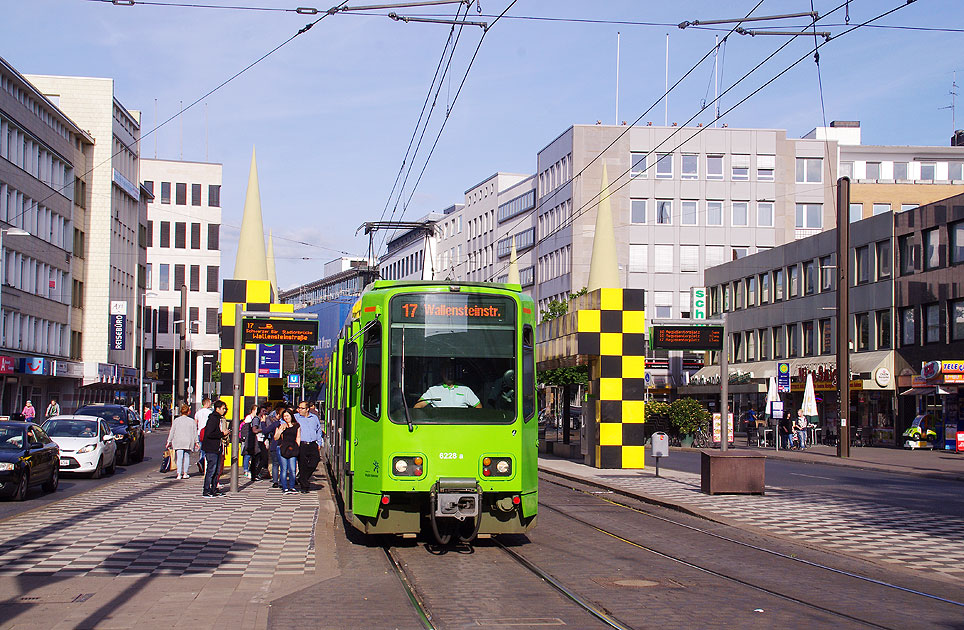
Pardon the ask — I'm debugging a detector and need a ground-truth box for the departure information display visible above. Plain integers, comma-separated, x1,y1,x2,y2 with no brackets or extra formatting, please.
391,294,513,325
651,325,724,350
243,319,319,345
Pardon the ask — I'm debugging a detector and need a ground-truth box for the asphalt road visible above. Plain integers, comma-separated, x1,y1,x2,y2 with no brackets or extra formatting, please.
657,449,964,518
0,428,171,521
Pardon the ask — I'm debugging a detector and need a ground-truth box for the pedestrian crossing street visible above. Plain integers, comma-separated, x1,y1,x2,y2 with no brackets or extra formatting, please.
0,472,318,577
541,462,964,583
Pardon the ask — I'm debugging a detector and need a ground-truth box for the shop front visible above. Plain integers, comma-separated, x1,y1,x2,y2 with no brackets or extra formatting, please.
899,360,964,452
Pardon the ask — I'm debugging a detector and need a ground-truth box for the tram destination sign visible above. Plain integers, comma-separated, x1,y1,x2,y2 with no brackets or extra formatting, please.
651,325,724,351
243,318,319,345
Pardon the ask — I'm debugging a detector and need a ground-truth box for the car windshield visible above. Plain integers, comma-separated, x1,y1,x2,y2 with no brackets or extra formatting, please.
44,419,99,438
77,408,127,428
388,293,516,425
0,426,26,449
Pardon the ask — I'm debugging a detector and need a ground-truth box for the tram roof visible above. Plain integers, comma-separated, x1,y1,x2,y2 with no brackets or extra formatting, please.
367,280,523,293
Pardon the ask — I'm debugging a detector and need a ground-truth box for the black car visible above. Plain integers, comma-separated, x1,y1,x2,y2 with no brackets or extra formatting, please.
0,422,60,500
74,404,145,466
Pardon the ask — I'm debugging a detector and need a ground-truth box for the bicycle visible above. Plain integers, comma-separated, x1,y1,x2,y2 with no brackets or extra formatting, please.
692,425,710,448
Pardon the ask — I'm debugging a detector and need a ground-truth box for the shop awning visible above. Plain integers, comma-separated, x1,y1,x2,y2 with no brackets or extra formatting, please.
900,387,932,396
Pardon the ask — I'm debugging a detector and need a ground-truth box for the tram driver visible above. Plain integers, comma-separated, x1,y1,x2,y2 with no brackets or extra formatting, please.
414,360,482,409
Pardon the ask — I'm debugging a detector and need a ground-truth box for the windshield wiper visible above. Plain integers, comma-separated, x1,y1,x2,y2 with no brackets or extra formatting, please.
400,332,414,433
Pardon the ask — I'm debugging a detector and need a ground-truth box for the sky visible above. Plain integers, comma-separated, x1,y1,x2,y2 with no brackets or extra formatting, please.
6,0,962,290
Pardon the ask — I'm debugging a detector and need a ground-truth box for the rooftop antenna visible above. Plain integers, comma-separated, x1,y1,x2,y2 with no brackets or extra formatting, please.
615,31,620,125
714,35,719,126
939,71,958,137
179,100,183,161
153,98,158,158
664,33,669,126
205,102,209,162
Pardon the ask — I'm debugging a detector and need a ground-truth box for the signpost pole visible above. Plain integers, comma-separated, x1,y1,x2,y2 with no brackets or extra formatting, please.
231,303,242,493
720,313,728,452
837,176,851,458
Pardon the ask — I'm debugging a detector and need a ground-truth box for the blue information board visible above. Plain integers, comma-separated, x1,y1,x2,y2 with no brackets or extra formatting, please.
777,362,791,393
258,345,282,377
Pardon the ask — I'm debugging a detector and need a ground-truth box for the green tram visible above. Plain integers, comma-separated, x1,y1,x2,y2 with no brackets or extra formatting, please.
324,280,538,544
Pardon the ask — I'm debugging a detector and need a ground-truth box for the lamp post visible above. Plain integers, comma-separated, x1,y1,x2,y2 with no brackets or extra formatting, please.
139,291,158,428
173,319,200,406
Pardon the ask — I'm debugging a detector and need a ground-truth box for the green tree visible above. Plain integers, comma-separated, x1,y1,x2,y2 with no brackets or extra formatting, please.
668,398,711,436
643,400,669,421
540,287,589,323
286,345,324,401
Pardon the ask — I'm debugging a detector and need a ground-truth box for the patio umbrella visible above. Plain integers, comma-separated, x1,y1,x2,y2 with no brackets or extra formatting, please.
802,372,819,425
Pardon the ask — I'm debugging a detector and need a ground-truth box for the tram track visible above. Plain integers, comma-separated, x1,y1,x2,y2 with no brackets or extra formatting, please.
536,473,964,630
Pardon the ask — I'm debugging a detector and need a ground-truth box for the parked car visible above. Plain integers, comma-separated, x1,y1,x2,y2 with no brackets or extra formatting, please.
0,421,60,500
74,404,145,466
42,415,117,478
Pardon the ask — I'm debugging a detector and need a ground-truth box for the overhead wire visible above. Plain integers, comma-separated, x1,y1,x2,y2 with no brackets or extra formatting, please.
485,0,915,285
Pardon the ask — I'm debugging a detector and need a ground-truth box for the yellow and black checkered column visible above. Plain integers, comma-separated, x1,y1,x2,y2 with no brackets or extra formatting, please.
576,288,646,469
220,279,293,423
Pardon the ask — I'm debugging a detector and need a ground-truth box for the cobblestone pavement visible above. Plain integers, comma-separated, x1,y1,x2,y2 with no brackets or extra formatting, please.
540,458,964,583
0,473,317,578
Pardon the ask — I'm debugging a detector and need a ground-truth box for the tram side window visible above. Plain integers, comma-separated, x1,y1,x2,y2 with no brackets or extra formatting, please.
361,322,382,419
523,325,535,420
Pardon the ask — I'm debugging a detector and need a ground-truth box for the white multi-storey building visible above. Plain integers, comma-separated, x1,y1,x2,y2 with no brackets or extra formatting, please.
141,158,222,406
24,72,147,404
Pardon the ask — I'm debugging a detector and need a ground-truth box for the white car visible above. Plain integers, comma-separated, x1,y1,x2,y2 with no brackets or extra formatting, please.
42,415,117,478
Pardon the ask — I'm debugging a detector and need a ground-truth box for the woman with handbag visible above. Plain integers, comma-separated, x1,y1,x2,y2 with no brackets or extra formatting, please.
167,403,199,479
273,408,301,494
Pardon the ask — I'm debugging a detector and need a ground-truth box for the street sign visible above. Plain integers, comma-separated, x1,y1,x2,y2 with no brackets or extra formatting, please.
243,318,319,345
110,314,126,350
651,325,723,350
258,345,282,377
777,362,791,393
287,373,301,388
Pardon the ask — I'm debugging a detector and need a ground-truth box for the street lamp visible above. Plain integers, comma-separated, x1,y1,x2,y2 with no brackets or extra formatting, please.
139,291,159,427
173,319,200,406
0,228,31,339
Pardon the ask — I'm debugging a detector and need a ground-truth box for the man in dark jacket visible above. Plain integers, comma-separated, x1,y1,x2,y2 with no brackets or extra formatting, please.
202,400,229,497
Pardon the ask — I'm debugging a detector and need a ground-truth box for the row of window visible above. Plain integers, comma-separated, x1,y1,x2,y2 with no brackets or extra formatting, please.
901,300,964,346
849,202,921,222
538,245,571,284
439,215,462,240
710,256,836,314
539,153,572,198
147,263,219,293
0,310,68,356
3,251,69,304
0,183,70,250
496,265,535,287
143,181,220,208
498,189,536,223
147,220,219,250
0,117,73,197
628,198,786,228
0,75,72,142
841,160,964,182
146,306,219,336
290,274,368,305
382,250,423,280
468,210,495,241
897,221,964,275
629,152,792,182
497,228,535,258
538,198,572,238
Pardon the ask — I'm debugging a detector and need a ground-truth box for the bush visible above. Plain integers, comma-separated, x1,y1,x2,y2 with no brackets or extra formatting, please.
643,401,669,421
669,398,711,436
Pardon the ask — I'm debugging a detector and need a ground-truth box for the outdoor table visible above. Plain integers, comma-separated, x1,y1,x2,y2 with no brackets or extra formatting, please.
762,428,774,448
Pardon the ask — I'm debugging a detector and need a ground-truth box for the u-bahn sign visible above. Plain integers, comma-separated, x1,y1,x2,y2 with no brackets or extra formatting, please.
651,325,723,351
243,318,319,345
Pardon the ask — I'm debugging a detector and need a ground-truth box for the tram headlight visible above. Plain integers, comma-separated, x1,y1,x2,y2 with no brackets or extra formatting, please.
394,459,408,474
482,456,512,477
496,459,510,474
391,456,423,477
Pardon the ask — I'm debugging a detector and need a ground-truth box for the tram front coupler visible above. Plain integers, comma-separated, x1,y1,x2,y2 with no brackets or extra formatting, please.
432,478,480,521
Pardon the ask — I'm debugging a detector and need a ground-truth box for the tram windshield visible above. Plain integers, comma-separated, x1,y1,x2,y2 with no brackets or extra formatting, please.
389,293,516,425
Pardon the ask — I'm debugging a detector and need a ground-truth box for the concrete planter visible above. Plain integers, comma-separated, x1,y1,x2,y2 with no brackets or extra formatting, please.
700,450,766,495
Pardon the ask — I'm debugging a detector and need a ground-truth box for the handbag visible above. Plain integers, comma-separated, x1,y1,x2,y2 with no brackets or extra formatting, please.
159,449,172,473
281,442,300,459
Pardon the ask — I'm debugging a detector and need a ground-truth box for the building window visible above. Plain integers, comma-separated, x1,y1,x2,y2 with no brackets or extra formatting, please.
796,157,822,183
876,240,891,280
773,326,784,358
773,268,784,301
157,306,169,334
950,162,964,180
174,265,185,290
872,203,891,216
654,245,673,273
706,155,723,180
143,180,154,196
706,245,725,268
760,273,769,303
656,153,673,179
795,203,822,229
159,264,169,291
898,234,915,275
207,265,219,292
855,313,870,351
819,318,832,354
757,155,775,181
630,153,647,178
656,200,672,224
731,247,749,260
629,244,648,273
706,201,723,226
759,328,770,360
840,161,853,178
894,162,908,180
191,183,201,206
849,203,863,223
631,199,647,223
787,323,798,357
877,310,891,349
820,255,833,291
731,155,749,181
747,276,757,306
191,223,201,249
681,201,697,225
654,291,672,318
757,202,773,227
190,265,200,292
160,182,171,204
680,245,699,272
865,162,881,180
745,330,756,361
900,204,918,213
855,246,869,284
174,222,186,249
920,162,935,181
951,299,964,341
923,228,940,270
159,221,170,248
208,185,220,207
732,202,748,226
731,333,742,362
681,154,698,179
900,307,916,346
952,221,964,265
206,307,219,335
145,263,152,290
804,260,816,295
208,224,220,250
734,280,744,310
803,321,814,356
924,303,941,343
788,265,799,298
175,182,187,205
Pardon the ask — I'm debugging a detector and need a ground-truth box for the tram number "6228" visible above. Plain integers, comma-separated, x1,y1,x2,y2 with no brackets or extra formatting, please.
439,452,463,460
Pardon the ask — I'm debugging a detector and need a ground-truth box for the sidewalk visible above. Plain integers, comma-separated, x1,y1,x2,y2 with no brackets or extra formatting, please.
538,454,964,584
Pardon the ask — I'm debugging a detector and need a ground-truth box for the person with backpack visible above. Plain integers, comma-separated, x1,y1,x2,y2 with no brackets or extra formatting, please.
167,403,199,479
201,400,229,497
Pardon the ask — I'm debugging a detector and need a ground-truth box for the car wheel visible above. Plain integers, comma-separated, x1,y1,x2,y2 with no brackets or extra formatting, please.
43,465,59,493
91,457,103,479
13,472,28,501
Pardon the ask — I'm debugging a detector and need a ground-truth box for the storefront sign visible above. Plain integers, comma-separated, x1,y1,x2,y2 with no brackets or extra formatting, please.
941,361,964,374
23,357,45,375
874,367,891,388
0,356,15,374
957,432,964,453
110,300,128,316
778,362,791,393
54,361,84,378
258,345,282,377
242,319,319,345
690,287,706,320
712,412,734,444
110,314,126,350
921,360,942,380
911,375,930,387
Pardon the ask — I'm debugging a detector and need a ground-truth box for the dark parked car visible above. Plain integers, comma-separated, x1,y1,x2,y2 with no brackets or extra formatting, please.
0,422,60,500
74,404,145,466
